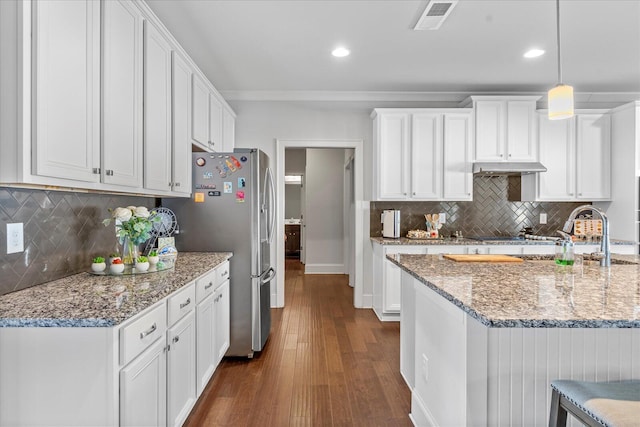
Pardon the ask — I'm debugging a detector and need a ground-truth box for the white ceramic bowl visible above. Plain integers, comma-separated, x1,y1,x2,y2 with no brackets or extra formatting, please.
91,262,106,272
148,255,159,265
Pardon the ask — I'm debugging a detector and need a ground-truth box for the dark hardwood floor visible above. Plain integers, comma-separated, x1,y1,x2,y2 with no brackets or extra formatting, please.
184,258,412,426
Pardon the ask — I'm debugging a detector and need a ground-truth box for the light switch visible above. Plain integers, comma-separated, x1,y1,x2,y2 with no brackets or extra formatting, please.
7,223,24,254
540,213,548,224
439,213,446,224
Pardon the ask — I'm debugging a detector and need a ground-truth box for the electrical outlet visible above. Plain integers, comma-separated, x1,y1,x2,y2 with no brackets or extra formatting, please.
439,213,446,224
422,354,429,382
7,223,24,254
540,213,548,224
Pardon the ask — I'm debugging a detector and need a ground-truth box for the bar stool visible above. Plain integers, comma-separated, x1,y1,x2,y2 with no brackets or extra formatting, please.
549,379,640,427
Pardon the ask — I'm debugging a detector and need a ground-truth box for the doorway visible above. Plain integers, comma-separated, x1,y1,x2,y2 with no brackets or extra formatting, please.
276,140,364,309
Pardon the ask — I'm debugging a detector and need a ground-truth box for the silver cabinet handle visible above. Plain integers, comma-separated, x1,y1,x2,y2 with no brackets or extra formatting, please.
180,298,191,309
169,182,172,187
221,270,228,277
175,183,180,187
140,323,157,339
172,336,179,344
204,281,213,290
93,168,100,174
106,170,114,176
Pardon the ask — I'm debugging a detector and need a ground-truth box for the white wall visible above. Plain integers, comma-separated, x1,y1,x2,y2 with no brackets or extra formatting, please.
305,148,345,273
230,101,373,306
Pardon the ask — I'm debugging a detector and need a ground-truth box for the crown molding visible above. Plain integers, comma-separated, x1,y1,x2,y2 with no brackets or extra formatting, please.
220,90,640,105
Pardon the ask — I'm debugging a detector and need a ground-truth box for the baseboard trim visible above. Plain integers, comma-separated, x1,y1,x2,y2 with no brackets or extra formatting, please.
304,263,344,274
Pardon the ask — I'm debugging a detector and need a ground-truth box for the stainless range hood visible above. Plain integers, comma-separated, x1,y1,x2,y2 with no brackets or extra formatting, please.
473,162,547,176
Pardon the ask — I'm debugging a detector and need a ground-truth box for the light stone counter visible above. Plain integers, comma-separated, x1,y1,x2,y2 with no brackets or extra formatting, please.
0,252,232,327
371,236,636,247
388,253,640,328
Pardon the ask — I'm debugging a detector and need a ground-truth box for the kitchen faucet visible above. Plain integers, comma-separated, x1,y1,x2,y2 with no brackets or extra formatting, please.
562,205,611,267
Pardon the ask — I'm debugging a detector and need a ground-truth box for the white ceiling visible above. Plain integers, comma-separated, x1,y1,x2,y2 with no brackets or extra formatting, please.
145,0,640,103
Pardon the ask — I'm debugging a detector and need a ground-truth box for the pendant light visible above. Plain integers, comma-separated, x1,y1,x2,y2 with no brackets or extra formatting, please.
548,0,574,120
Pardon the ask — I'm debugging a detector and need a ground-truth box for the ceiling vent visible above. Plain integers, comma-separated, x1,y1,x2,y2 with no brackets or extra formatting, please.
413,0,458,30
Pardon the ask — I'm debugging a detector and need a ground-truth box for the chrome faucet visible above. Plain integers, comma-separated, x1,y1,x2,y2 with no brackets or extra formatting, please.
562,205,611,267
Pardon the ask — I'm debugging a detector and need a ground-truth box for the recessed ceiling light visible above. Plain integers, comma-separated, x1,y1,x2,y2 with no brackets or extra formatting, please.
332,47,350,58
523,48,545,58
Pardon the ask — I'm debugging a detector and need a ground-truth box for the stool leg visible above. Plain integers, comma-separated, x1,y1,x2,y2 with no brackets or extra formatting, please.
549,389,568,427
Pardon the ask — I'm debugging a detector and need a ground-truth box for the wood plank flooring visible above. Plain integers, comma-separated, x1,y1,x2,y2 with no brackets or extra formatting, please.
184,259,412,426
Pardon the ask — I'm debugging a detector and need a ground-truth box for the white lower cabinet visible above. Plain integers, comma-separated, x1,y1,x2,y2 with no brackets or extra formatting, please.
0,261,231,426
167,310,197,427
120,337,168,427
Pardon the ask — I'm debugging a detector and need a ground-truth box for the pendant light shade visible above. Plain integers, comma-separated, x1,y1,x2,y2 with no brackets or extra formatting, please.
548,83,574,120
548,0,574,120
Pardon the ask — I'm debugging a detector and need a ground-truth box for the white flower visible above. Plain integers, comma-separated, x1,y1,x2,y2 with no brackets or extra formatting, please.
133,206,150,218
112,207,132,222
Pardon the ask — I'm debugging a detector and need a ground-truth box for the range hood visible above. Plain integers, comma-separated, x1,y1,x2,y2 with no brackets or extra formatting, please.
473,162,547,176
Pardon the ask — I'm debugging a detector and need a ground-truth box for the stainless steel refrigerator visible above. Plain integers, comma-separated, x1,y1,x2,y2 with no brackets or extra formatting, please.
163,149,275,357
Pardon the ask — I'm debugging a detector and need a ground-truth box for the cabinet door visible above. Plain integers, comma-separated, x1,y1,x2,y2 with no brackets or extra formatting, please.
222,108,236,152
443,113,473,200
167,310,197,427
196,294,216,396
576,114,611,200
375,113,410,199
536,114,575,201
506,100,537,161
171,52,192,195
143,21,173,192
102,0,143,188
411,112,441,199
33,0,100,182
383,246,426,313
191,75,209,149
215,280,230,364
209,94,224,151
474,100,504,161
120,337,167,427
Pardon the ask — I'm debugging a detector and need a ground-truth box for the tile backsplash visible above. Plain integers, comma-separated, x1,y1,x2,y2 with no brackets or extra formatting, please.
0,187,156,296
371,176,586,238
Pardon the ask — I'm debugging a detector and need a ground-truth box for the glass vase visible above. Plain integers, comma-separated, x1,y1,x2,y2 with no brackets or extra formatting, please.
121,236,139,266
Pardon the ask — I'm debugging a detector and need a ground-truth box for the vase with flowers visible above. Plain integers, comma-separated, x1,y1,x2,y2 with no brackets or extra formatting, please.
103,206,159,266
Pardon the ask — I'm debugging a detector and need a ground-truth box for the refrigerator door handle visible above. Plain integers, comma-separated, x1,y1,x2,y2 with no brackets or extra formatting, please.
260,267,276,284
266,167,276,244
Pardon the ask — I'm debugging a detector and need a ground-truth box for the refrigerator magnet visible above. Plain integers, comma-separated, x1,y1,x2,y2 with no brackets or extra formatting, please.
194,192,205,203
238,177,246,188
203,171,213,179
224,182,232,193
236,191,245,203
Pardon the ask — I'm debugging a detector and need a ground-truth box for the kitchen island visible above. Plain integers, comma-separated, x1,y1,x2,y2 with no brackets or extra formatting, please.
389,253,640,426
0,252,232,427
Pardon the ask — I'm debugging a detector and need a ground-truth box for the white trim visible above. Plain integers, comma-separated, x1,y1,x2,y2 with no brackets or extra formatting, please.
276,139,364,309
220,90,640,105
303,264,345,274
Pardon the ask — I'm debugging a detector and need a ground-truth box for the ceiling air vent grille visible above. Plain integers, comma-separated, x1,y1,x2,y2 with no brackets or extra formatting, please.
413,0,458,30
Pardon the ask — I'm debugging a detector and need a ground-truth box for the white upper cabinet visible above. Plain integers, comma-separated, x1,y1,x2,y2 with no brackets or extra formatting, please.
33,0,101,183
143,20,173,192
102,0,143,188
523,112,611,201
171,52,192,195
191,74,210,150
443,113,473,200
209,94,224,151
471,96,539,162
372,109,473,201
222,107,236,152
0,0,235,196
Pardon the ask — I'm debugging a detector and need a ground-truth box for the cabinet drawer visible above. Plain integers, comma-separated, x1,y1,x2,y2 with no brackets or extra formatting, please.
216,261,230,286
168,281,196,326
195,269,216,303
120,302,167,366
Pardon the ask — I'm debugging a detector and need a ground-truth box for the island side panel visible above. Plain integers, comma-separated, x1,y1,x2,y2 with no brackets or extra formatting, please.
486,327,640,427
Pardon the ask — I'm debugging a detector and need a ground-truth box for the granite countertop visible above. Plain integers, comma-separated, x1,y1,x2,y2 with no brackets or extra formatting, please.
371,236,636,246
0,252,232,328
388,253,640,328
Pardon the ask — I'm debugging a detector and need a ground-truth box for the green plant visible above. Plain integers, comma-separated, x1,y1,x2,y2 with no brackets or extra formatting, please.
92,256,105,263
148,250,158,257
136,255,148,263
108,252,120,258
